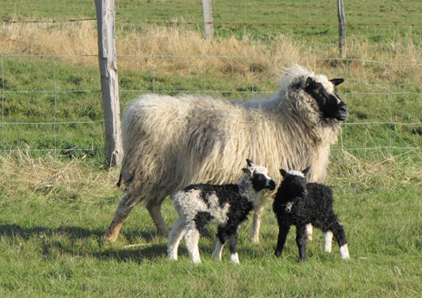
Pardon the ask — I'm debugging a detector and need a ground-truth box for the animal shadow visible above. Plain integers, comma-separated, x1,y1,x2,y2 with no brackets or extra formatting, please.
0,224,167,264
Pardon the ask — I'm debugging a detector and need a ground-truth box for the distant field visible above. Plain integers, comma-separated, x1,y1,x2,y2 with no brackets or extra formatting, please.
0,1,421,297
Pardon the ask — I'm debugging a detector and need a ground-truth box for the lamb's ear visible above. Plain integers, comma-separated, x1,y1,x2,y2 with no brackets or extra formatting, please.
242,168,252,176
305,76,314,87
330,78,344,86
280,169,288,178
246,159,254,167
302,166,311,176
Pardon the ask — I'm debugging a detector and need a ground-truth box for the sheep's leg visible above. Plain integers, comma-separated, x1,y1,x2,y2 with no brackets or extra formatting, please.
146,197,169,236
331,221,349,260
275,223,290,257
296,225,308,261
167,218,187,261
105,193,140,242
184,226,201,264
250,201,266,243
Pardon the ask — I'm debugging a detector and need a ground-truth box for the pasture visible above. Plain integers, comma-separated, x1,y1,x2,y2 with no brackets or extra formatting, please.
0,0,422,297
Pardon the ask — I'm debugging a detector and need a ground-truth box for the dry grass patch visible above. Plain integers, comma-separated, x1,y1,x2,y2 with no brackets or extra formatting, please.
2,22,420,85
0,151,120,202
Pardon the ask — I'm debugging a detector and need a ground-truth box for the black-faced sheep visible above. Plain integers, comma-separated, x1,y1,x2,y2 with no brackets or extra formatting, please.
273,168,349,261
105,65,348,243
167,160,275,264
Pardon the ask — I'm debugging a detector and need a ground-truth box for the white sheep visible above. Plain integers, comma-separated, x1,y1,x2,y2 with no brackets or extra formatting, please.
168,159,275,264
105,65,348,243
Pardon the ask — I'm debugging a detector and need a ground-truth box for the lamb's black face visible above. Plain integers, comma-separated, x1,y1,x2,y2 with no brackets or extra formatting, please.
304,77,348,121
279,169,307,195
251,173,276,192
243,159,275,192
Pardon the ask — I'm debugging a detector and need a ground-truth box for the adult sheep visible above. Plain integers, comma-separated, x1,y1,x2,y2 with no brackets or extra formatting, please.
105,65,348,243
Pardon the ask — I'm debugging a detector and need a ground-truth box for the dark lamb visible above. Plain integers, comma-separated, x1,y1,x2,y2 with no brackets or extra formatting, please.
273,168,350,261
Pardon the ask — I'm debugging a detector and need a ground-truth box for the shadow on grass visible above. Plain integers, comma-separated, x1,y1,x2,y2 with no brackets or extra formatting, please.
0,223,167,263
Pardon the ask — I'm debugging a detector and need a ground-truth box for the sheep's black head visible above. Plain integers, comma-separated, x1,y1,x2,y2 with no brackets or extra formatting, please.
304,76,348,121
279,167,310,196
242,159,276,191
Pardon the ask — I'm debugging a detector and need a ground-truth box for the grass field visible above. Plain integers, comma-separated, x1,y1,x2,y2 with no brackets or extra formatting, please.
1,1,422,297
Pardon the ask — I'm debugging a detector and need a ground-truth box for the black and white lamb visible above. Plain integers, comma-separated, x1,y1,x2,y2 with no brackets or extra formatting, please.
167,159,275,264
273,167,349,261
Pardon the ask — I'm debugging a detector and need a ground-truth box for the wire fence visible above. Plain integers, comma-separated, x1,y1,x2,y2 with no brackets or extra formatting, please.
1,0,421,158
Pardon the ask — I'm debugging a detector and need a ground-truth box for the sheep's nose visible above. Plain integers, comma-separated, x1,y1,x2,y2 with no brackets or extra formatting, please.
339,105,348,113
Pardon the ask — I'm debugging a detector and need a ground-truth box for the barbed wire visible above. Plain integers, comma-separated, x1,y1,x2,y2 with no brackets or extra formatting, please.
3,18,422,27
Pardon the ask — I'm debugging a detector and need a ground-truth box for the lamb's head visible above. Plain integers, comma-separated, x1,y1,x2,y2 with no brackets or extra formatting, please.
279,167,311,197
242,159,276,192
304,75,348,121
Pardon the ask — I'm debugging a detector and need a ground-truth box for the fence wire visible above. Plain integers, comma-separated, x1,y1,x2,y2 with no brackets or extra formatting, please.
1,0,421,158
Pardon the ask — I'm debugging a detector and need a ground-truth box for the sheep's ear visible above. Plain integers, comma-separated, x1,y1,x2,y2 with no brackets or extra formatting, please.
246,159,254,167
242,168,252,176
280,169,288,178
302,166,311,176
330,78,344,86
305,76,314,87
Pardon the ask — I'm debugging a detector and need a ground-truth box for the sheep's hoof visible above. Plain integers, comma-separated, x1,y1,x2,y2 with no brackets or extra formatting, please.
104,221,124,242
250,235,260,244
157,226,170,237
104,232,118,242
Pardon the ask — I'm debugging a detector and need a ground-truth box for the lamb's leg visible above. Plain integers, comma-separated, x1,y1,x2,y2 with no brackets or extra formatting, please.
214,226,229,261
296,225,308,261
305,224,313,241
184,226,201,264
331,221,349,260
228,233,240,264
250,200,266,243
323,231,333,253
275,223,290,258
146,196,169,236
167,218,187,261
105,193,140,242
212,240,225,260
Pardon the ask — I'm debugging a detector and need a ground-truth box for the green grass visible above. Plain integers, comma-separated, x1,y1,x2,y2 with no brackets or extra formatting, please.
0,153,421,297
0,1,421,297
2,0,422,44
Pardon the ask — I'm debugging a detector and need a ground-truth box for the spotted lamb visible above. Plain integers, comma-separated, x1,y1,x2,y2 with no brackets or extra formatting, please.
168,159,275,264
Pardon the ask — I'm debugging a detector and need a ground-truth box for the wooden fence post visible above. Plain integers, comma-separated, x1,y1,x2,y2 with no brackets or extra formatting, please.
95,0,123,166
202,0,214,39
337,0,346,58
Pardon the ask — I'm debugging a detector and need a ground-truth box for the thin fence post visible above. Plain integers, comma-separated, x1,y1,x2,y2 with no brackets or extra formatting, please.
202,0,214,39
95,0,123,166
337,0,346,58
